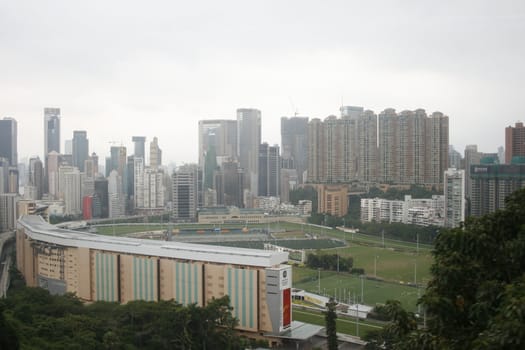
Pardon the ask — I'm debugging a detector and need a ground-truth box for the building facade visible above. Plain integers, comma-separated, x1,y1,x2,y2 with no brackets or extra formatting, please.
444,168,465,228
198,119,238,169
378,109,449,186
72,130,89,172
505,122,525,164
316,184,349,217
258,143,280,197
17,215,292,336
470,162,525,216
0,117,17,166
237,109,261,196
281,117,308,184
361,195,445,227
172,165,199,221
44,108,61,157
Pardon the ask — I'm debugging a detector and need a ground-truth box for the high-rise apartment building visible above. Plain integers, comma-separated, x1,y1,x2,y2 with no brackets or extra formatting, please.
72,130,89,172
150,137,162,169
378,109,448,185
172,164,199,221
132,136,146,160
237,109,261,196
133,157,145,209
258,143,280,197
444,168,465,228
307,116,358,183
505,122,525,163
44,108,61,156
0,117,17,166
281,117,308,184
357,110,378,182
470,161,525,216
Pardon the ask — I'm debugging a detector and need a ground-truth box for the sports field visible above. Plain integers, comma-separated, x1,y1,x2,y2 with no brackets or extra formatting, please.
292,307,382,338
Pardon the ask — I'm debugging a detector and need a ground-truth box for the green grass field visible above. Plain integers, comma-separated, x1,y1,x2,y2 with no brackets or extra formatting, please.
292,308,382,338
293,266,424,312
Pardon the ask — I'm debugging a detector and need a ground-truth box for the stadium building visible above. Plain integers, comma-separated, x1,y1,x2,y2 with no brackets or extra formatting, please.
16,215,293,340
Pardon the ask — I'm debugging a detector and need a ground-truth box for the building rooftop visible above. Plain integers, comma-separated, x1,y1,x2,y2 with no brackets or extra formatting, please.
18,215,288,267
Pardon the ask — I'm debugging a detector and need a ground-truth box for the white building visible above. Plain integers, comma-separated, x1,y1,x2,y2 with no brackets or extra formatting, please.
58,166,82,215
361,195,445,227
108,170,125,218
444,168,465,228
134,157,165,210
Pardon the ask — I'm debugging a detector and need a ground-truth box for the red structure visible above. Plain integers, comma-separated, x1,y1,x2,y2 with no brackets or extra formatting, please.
83,196,93,220
505,122,525,163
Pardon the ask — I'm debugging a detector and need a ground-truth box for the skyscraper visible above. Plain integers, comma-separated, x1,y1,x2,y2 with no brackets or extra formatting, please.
378,109,448,185
0,117,17,166
44,108,61,156
237,108,261,196
132,136,146,160
444,168,465,228
357,110,378,182
281,117,308,184
214,160,244,208
470,160,525,216
198,119,238,168
108,170,125,218
150,137,162,169
258,143,280,197
58,165,82,215
72,130,89,172
505,122,525,163
28,157,44,199
172,164,199,221
307,115,358,183
464,145,483,202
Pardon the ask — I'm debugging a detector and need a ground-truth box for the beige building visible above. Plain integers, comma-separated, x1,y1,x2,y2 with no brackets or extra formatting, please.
316,184,349,217
17,215,292,338
378,109,449,186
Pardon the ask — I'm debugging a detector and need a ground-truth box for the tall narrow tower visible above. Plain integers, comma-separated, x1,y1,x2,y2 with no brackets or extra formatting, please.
72,130,89,172
0,118,17,166
237,108,261,196
44,108,61,156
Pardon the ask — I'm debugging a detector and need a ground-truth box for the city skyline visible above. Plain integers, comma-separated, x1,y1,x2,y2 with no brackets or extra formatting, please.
2,1,524,164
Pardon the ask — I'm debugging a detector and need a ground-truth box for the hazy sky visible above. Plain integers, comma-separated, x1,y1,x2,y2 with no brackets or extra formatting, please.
2,0,524,165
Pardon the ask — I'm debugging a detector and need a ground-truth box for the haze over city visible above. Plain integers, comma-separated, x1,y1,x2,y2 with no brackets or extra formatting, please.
2,0,525,163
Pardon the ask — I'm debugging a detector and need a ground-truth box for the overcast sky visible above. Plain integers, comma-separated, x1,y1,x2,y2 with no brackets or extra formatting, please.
1,0,524,165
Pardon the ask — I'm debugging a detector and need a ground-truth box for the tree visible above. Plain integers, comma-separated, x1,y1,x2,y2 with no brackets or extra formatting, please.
325,298,338,350
365,188,525,349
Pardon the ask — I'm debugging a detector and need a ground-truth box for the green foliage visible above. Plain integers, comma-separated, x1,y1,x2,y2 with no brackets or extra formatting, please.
306,253,354,272
325,298,338,350
1,286,242,349
365,188,525,349
290,186,318,213
364,185,441,201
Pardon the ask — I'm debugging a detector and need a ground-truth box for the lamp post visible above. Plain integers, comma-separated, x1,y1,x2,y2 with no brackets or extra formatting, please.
374,255,379,277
